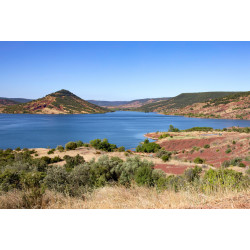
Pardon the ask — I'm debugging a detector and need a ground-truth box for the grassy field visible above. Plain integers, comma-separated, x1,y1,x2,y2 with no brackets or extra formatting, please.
0,186,249,209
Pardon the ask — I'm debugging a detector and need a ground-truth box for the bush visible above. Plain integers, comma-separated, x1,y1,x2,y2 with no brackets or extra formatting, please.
56,145,64,152
194,157,205,164
184,166,202,182
76,140,84,147
118,146,125,152
65,142,77,151
168,125,180,132
162,155,170,162
159,133,170,139
204,144,210,149
136,139,161,153
239,163,246,168
184,127,213,132
47,149,55,155
15,147,21,151
90,138,117,152
63,154,85,172
225,149,232,154
44,166,69,194
202,168,248,191
134,165,153,187
156,149,171,158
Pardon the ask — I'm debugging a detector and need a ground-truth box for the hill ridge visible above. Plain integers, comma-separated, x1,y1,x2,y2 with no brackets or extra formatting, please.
0,89,109,114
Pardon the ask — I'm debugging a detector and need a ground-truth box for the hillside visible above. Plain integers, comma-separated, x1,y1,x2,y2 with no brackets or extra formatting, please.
88,97,171,109
0,90,110,114
0,97,33,103
137,92,239,112
0,98,19,107
163,91,250,120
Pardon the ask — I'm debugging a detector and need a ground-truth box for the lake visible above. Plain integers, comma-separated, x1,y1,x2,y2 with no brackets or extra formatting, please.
0,111,249,149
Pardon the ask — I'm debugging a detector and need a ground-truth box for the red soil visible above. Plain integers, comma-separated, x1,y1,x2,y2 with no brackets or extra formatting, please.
159,137,225,151
154,164,194,174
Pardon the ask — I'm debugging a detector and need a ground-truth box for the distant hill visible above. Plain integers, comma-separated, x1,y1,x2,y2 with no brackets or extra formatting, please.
1,90,110,114
137,92,240,112
168,91,249,120
0,98,19,107
88,97,171,109
0,97,33,103
139,91,249,120
87,100,130,106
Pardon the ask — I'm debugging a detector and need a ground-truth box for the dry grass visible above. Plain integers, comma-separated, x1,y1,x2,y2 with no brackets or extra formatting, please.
0,186,249,209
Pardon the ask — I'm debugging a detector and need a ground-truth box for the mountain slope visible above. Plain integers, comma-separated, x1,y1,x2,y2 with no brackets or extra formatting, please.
1,90,110,114
0,98,19,107
164,91,250,120
0,97,33,103
88,97,171,109
137,92,240,112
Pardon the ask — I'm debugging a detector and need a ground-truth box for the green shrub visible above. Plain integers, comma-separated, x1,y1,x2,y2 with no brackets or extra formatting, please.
47,149,55,155
202,168,248,191
183,127,213,132
136,139,161,153
65,142,77,151
194,157,205,164
90,138,117,152
63,154,85,172
239,163,246,168
159,133,170,139
15,147,21,151
0,169,21,191
156,149,171,158
118,146,125,152
44,166,69,194
168,125,180,132
162,155,170,162
204,144,210,149
134,166,153,187
56,145,64,152
225,149,232,154
76,140,84,147
184,166,202,182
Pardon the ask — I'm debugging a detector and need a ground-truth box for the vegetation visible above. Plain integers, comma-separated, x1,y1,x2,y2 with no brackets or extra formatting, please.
183,127,213,132
65,142,78,151
168,125,180,132
156,149,172,162
159,133,171,139
90,138,117,152
0,145,249,208
136,139,161,153
48,148,55,154
194,157,205,164
137,92,239,112
208,91,250,106
56,145,64,152
2,89,110,114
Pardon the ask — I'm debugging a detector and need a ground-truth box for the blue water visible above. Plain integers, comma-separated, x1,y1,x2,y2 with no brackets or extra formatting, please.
0,111,249,149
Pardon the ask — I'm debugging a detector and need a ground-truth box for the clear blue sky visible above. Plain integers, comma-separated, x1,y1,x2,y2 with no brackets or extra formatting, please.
0,42,249,101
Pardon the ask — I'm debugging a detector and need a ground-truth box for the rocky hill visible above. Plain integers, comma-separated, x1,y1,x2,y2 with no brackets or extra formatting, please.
0,98,19,107
137,92,239,112
0,90,110,114
0,97,33,103
88,97,171,109
163,91,250,120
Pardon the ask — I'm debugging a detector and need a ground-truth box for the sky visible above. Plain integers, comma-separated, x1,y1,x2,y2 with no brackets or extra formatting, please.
0,42,249,101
